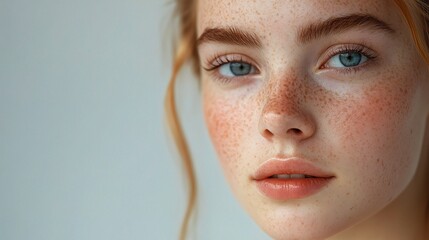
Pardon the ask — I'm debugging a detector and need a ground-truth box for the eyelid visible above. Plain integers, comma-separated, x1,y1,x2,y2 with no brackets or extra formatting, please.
201,53,260,86
203,53,259,72
318,43,377,70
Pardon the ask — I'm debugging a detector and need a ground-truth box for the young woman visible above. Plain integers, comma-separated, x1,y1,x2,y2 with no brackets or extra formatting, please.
166,0,429,239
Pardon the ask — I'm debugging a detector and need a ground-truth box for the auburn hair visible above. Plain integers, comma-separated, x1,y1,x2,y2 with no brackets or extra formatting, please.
165,1,429,239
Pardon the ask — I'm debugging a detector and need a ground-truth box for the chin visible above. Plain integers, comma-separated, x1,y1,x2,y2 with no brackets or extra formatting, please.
254,213,346,240
238,193,360,240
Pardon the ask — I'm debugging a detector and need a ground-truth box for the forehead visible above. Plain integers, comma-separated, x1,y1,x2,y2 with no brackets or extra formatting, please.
196,0,399,37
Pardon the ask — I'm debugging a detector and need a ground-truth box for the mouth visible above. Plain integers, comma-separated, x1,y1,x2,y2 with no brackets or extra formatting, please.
270,174,315,179
253,157,335,201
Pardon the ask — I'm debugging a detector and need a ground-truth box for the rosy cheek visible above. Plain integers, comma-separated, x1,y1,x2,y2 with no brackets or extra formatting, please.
205,100,238,168
325,72,420,198
202,91,255,181
352,80,414,153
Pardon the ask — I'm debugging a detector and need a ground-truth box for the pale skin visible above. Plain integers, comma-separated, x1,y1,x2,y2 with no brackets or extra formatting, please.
195,0,429,239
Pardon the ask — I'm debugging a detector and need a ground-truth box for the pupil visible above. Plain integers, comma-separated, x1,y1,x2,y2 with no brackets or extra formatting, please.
339,52,362,67
230,62,251,76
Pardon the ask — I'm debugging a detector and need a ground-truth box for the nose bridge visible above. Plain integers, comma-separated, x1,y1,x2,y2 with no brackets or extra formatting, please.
258,71,315,142
263,71,303,116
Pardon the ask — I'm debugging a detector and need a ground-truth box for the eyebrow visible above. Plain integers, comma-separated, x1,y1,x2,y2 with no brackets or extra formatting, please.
298,14,395,43
197,14,395,48
197,27,262,48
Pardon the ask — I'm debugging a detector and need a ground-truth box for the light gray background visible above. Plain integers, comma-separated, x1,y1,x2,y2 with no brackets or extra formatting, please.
0,0,270,239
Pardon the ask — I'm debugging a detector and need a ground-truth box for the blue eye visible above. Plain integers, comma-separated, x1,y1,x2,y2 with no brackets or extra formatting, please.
219,62,254,77
327,51,368,68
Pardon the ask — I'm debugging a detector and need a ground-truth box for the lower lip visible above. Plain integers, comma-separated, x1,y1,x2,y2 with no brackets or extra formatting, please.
255,177,333,201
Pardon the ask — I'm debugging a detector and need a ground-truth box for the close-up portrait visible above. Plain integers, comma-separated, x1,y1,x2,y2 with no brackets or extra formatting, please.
167,0,429,239
1,0,428,240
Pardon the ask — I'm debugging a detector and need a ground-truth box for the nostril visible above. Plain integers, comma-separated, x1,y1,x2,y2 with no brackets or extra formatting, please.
288,128,303,135
263,129,274,138
258,108,316,141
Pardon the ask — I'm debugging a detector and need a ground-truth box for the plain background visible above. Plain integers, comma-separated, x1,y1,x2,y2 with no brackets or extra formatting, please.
0,0,271,239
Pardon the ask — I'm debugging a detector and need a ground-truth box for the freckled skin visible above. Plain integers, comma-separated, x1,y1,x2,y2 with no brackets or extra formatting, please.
198,0,429,239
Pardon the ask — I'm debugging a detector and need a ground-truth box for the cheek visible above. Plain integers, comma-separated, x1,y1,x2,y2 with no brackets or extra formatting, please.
203,94,251,178
326,72,424,202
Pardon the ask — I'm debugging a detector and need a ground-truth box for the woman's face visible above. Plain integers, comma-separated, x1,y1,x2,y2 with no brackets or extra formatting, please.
197,0,429,239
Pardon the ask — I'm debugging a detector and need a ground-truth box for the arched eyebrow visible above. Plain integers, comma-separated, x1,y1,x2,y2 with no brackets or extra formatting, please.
197,27,262,48
298,14,395,43
197,14,394,48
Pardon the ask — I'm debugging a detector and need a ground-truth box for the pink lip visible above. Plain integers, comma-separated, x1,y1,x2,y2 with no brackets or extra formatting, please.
252,157,335,201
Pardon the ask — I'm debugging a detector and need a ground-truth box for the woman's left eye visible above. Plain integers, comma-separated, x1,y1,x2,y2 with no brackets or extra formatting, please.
325,51,368,68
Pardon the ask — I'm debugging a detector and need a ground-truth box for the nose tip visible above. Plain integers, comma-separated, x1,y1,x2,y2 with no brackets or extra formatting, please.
258,105,316,142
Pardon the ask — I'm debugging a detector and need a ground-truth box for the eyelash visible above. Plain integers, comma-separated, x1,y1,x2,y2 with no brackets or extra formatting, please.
203,44,378,84
203,54,251,71
321,44,377,74
203,54,259,84
202,54,257,84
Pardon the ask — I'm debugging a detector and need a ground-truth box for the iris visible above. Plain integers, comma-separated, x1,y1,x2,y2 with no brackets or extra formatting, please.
339,52,362,67
229,62,252,76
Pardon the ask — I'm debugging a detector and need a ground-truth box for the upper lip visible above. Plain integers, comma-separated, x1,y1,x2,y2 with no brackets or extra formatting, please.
252,157,334,180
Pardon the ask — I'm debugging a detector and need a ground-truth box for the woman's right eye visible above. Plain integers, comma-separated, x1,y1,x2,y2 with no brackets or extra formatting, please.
218,62,255,77
203,54,259,84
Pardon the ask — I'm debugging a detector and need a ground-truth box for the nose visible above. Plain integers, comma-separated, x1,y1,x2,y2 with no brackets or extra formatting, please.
258,81,316,143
